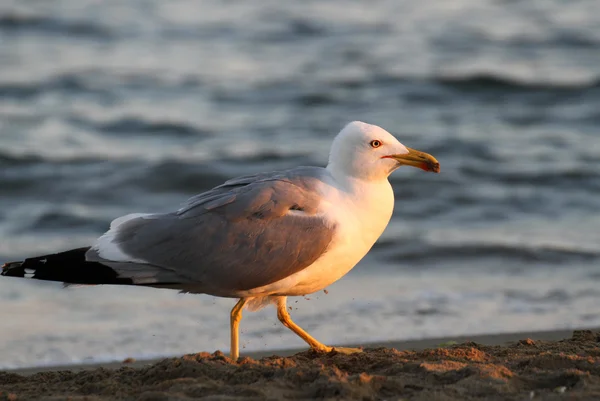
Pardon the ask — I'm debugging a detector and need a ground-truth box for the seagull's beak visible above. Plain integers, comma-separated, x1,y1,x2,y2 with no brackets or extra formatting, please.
384,148,440,173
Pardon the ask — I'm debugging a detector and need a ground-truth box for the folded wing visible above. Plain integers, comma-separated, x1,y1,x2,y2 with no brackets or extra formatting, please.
87,167,337,295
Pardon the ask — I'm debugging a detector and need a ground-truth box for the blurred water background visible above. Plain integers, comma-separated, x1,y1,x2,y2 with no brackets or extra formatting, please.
0,0,599,369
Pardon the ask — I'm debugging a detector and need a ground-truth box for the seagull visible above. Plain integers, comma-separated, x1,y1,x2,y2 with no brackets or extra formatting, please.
1,121,439,360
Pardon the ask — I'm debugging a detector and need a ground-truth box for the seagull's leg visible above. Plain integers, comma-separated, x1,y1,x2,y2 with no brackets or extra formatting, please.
275,296,331,352
230,298,247,360
275,296,362,354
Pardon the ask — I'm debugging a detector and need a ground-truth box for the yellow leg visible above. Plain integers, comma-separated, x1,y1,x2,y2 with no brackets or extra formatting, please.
230,298,247,360
275,296,362,354
275,296,331,352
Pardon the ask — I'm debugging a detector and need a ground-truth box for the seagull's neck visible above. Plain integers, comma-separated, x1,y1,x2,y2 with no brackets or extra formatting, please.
326,165,395,227
326,164,391,195
325,164,395,248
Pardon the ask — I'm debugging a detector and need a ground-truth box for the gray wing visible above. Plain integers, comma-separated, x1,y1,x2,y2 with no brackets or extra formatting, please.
87,167,336,295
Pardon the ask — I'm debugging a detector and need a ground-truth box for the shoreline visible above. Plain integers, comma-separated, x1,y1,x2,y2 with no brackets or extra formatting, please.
2,327,599,400
7,326,596,375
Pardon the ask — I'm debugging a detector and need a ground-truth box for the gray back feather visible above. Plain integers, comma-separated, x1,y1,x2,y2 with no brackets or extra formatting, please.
98,167,337,295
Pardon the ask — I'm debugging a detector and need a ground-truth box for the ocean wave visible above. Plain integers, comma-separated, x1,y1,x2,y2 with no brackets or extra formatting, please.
0,152,47,167
0,75,113,100
130,161,229,194
6,69,596,108
459,166,600,190
70,117,213,138
293,93,337,107
26,210,107,232
516,32,600,50
0,153,312,201
129,155,318,194
0,157,210,197
502,288,600,304
257,18,328,42
0,13,114,40
423,138,502,163
433,24,600,52
0,156,123,200
0,150,117,167
321,71,600,94
374,241,600,265
433,73,600,92
0,70,202,101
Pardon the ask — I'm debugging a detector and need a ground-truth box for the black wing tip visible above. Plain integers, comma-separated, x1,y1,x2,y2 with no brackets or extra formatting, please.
1,261,25,277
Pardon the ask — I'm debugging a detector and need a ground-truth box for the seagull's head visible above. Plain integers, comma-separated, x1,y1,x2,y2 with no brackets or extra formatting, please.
328,121,440,181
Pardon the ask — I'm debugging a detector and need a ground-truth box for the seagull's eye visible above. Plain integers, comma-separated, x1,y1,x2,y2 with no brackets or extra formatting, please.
370,140,382,148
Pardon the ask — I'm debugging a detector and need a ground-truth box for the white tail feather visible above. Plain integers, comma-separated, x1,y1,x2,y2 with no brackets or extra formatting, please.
91,213,153,263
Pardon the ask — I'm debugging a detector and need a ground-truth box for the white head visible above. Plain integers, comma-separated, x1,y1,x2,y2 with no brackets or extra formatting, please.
327,121,440,181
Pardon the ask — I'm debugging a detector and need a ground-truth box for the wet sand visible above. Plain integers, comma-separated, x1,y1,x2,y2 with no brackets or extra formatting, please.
1,329,599,400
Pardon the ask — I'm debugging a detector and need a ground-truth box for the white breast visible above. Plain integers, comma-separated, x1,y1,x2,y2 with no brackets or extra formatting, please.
240,177,395,297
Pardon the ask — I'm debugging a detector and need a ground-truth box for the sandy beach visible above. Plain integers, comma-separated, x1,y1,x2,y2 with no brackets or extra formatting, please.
1,328,599,400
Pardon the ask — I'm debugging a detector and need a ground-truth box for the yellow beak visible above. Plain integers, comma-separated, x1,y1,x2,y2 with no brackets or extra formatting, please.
386,147,440,173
